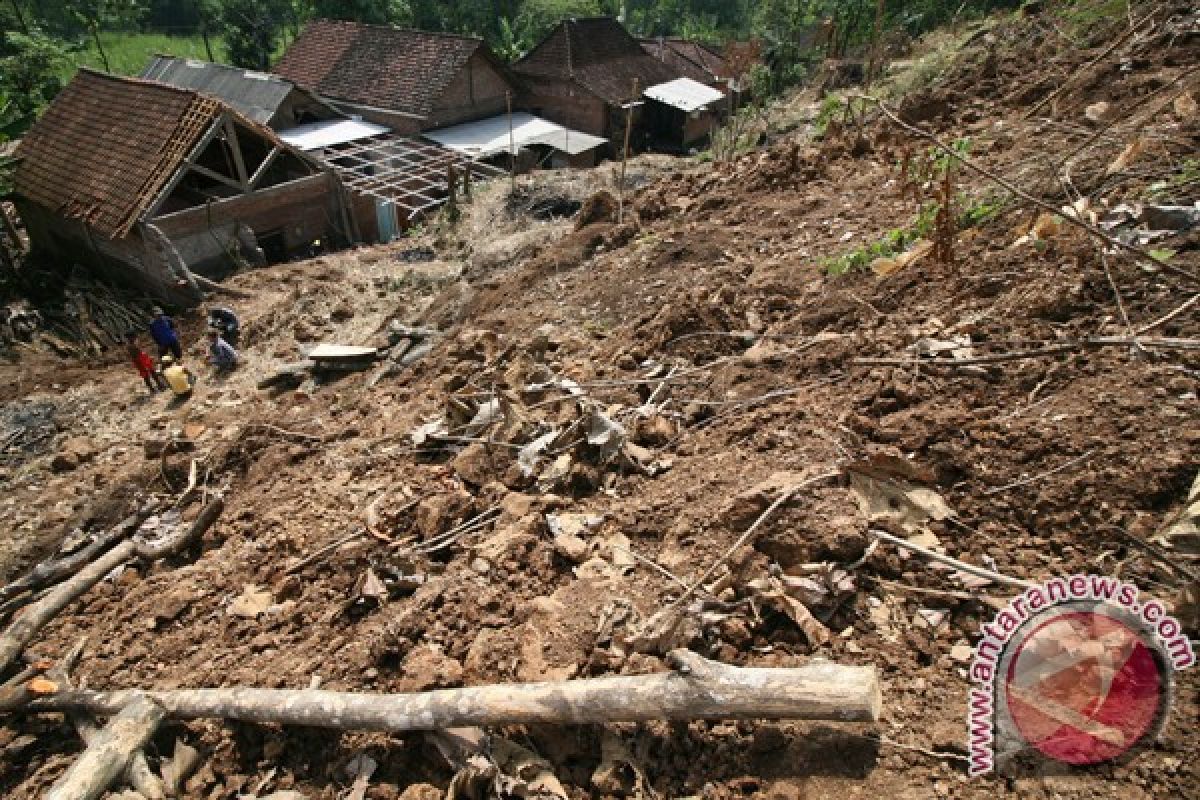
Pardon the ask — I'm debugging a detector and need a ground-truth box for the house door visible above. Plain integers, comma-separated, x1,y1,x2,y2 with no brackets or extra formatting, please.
376,199,399,243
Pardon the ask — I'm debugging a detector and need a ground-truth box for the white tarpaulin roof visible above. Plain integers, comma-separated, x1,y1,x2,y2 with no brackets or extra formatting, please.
279,118,391,151
423,112,608,158
644,77,724,113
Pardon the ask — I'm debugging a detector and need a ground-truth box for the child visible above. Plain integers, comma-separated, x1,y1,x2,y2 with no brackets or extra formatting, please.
126,333,167,393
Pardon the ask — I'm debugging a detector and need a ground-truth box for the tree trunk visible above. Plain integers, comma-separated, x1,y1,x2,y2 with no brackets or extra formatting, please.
33,650,881,728
8,0,27,33
45,695,166,800
89,21,111,73
0,500,223,676
0,512,144,602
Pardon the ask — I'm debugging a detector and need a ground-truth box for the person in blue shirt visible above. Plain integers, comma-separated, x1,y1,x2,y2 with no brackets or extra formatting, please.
207,330,239,372
149,307,182,360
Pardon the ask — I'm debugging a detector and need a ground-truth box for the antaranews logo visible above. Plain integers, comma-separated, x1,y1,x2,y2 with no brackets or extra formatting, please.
966,574,1195,777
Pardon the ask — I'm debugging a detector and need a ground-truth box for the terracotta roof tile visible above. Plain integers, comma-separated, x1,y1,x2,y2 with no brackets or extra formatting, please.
639,38,728,83
13,69,222,238
514,18,681,106
273,19,488,117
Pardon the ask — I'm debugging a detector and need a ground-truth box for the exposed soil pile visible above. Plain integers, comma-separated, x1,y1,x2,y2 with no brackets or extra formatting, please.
0,3,1198,799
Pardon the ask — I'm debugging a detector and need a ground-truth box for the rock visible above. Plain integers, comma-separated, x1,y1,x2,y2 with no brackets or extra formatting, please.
452,443,501,486
1084,101,1111,124
414,490,474,539
950,643,975,663
475,514,541,562
52,436,96,472
398,646,463,691
633,414,675,446
552,531,590,563
614,353,638,371
722,471,809,529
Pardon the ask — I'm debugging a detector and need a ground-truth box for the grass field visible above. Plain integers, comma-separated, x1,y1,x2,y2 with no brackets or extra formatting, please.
64,27,297,81
65,31,220,79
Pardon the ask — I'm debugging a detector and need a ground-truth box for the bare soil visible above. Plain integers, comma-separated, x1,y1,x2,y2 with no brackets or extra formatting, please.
0,4,1197,799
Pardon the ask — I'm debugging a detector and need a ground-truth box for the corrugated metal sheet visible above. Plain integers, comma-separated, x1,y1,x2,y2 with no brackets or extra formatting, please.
280,118,391,150
644,77,724,113
423,112,607,157
141,55,295,124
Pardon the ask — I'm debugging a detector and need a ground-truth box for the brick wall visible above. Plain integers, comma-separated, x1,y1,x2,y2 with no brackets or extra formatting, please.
150,172,346,275
519,78,609,138
17,201,195,304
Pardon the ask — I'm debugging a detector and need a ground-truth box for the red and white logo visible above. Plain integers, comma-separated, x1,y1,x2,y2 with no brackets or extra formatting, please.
967,577,1193,777
998,607,1170,768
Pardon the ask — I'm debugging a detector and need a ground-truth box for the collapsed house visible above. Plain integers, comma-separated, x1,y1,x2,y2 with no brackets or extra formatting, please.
140,53,508,243
513,17,726,152
12,69,353,305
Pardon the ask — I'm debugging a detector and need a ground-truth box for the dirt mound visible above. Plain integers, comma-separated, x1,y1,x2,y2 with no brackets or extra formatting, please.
0,3,1198,799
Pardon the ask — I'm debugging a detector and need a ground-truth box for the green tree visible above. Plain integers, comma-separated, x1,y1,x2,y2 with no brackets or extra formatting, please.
514,0,600,51
66,0,147,72
0,29,70,128
311,0,411,26
219,0,289,69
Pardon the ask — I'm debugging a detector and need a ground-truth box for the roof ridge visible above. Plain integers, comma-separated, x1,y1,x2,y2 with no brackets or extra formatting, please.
147,54,292,82
76,66,204,99
307,17,484,44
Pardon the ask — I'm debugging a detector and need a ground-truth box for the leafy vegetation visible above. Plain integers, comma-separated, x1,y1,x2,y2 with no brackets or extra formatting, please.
0,0,1028,115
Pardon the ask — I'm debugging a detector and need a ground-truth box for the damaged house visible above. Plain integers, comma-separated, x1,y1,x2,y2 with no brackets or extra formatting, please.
272,19,516,135
639,37,730,91
13,69,352,305
513,17,726,152
269,20,601,231
140,55,344,130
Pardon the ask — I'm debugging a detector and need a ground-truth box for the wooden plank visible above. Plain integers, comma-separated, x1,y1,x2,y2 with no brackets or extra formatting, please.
248,146,282,189
223,116,250,189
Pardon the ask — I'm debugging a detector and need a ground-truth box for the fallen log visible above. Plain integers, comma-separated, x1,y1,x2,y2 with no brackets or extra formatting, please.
45,694,166,800
0,500,223,676
0,511,145,601
34,649,881,728
47,640,165,799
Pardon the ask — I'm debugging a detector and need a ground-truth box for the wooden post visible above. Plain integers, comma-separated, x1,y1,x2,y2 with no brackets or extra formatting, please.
463,160,472,200
445,164,459,222
506,91,516,191
0,204,21,253
619,79,639,225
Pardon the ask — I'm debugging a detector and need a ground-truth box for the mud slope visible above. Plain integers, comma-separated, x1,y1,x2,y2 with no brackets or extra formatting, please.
0,3,1197,799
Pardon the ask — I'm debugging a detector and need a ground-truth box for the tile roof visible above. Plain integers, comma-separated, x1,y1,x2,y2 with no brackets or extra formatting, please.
514,17,681,107
14,69,223,238
639,38,729,84
140,55,302,125
273,19,491,117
